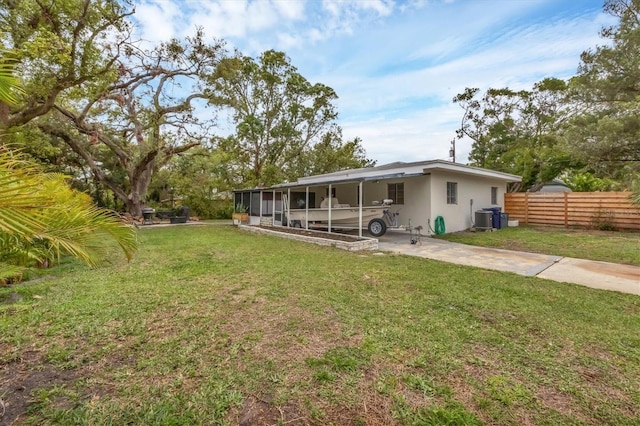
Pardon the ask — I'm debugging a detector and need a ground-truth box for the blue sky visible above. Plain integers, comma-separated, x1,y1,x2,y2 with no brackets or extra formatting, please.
133,0,608,165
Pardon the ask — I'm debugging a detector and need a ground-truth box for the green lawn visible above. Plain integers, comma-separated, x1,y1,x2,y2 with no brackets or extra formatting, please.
1,225,639,425
436,225,640,266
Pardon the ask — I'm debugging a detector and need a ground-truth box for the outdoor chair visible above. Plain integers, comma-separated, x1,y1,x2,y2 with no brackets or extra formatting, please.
169,206,190,224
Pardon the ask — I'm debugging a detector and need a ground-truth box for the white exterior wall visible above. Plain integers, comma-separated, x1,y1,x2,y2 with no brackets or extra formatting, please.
362,181,387,205
429,171,508,233
394,176,430,229
334,183,359,205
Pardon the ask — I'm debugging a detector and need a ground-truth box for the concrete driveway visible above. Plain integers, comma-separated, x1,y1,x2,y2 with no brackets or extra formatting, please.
377,231,640,296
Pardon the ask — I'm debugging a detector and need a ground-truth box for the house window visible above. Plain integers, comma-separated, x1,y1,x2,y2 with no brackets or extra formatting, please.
491,187,498,205
446,182,457,205
387,183,404,205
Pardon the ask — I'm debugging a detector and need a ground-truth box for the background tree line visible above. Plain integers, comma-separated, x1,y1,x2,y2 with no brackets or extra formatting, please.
454,0,640,193
3,0,638,222
0,0,373,219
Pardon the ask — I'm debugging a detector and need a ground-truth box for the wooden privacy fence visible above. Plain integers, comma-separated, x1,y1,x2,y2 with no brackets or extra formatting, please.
505,192,640,231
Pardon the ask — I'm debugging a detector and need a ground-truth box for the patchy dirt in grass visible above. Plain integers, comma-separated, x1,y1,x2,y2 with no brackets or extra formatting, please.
536,386,584,420
220,291,362,366
357,388,399,425
218,285,403,424
0,351,82,425
232,392,394,426
576,363,638,418
234,395,307,426
0,293,23,306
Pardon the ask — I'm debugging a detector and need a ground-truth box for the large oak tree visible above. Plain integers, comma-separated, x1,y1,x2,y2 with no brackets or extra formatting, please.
208,50,373,188
1,0,224,215
40,31,224,215
0,0,132,128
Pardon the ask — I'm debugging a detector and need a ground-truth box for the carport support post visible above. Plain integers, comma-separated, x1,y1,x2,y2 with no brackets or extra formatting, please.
287,188,291,228
328,184,332,233
272,189,275,225
305,186,309,230
358,181,363,237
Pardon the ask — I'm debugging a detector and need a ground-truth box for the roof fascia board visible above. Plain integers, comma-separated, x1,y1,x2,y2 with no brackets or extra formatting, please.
297,165,428,185
424,162,522,182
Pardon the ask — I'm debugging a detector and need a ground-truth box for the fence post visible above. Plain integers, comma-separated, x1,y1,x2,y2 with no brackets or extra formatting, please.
564,192,569,228
524,193,529,225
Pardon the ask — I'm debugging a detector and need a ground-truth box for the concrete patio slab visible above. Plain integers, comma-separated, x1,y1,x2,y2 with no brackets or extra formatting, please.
378,234,561,276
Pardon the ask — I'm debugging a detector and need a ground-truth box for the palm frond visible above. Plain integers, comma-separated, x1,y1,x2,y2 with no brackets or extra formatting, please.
40,206,137,266
0,150,138,271
0,52,24,105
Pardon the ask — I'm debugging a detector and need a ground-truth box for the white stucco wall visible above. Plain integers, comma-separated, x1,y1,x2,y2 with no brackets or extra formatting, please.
334,183,359,205
392,176,431,229
360,181,386,205
429,171,508,233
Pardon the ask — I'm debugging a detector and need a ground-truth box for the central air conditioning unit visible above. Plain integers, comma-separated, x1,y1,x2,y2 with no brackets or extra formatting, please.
474,210,493,230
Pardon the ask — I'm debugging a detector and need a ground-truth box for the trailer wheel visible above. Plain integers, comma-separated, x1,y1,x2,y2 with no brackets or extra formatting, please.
293,220,302,228
368,218,387,237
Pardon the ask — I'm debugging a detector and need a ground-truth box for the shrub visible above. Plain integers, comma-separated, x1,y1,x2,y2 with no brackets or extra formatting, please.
591,209,617,231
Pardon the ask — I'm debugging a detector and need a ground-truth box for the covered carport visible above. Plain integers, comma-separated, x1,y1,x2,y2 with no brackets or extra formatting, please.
233,173,411,238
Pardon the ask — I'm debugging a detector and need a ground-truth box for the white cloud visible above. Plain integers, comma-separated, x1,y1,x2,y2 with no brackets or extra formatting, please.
312,8,604,111
272,0,306,20
341,103,465,164
187,1,279,38
307,28,324,42
277,32,302,50
314,0,398,40
356,0,394,16
134,0,308,46
322,0,341,17
398,0,428,14
134,0,181,41
291,2,608,165
322,0,395,17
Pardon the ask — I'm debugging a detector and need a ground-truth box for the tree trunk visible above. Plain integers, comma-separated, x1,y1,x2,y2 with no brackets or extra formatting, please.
127,167,153,217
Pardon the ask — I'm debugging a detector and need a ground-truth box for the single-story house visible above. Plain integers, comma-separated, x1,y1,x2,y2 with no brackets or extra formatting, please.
233,160,522,236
